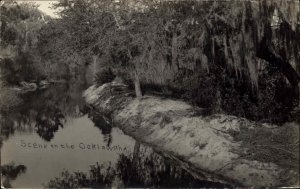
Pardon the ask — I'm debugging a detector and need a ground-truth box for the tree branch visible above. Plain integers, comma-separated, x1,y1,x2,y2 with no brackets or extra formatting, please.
256,36,300,88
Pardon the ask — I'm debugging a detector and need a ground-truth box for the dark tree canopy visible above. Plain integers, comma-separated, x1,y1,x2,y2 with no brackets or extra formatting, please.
1,0,300,123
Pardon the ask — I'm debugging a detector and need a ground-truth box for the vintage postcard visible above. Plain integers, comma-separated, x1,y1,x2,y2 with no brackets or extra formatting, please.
0,0,299,188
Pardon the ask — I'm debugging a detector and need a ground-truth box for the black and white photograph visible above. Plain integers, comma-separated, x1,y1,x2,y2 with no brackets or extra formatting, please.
0,0,299,188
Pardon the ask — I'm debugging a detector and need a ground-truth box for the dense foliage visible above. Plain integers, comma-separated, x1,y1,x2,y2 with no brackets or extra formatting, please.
0,0,50,85
1,0,300,123
1,163,27,188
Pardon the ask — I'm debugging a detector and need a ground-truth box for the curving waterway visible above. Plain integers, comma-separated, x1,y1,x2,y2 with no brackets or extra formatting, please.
1,83,227,188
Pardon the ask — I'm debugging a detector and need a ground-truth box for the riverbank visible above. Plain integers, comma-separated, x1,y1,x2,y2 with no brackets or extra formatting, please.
0,80,66,112
83,81,299,187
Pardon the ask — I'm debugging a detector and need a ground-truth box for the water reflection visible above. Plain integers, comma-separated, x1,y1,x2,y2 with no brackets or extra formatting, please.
46,146,227,188
1,84,228,188
88,111,112,147
1,114,136,187
1,117,16,146
1,163,27,188
0,83,87,143
35,106,65,141
0,83,115,145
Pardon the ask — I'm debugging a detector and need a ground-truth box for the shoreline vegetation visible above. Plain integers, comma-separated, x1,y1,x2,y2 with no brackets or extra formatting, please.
83,80,299,187
0,79,66,113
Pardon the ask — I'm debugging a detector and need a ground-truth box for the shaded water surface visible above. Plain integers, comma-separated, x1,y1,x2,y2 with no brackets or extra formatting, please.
1,84,227,188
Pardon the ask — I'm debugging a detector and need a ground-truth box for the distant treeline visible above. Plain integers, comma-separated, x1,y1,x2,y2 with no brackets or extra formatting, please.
1,0,300,123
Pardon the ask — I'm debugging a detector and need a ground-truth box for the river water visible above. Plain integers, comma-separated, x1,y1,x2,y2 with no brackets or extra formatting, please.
1,84,226,188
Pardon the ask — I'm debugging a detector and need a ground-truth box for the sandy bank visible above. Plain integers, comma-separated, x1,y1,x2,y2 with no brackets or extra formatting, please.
83,81,299,187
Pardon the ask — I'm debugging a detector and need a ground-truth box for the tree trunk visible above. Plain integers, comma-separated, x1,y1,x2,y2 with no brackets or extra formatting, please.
298,83,300,108
132,141,140,165
0,116,2,186
257,36,300,106
24,21,28,52
0,15,2,46
133,72,142,164
134,71,142,98
215,87,222,113
257,42,300,87
0,1,3,46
